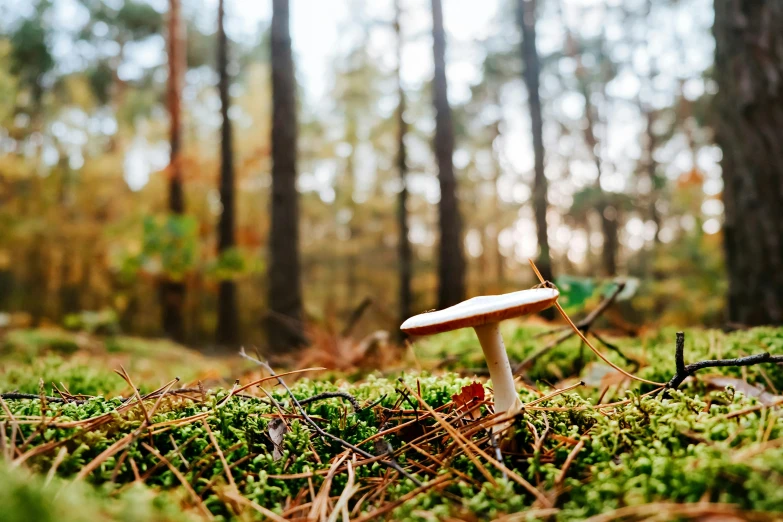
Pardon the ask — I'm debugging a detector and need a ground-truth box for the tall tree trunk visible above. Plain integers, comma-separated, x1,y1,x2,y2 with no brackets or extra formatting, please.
268,0,306,349
561,5,617,277
344,119,359,309
161,0,186,342
642,0,661,247
216,0,239,347
394,0,412,331
644,109,661,245
714,0,783,325
599,204,619,276
580,77,619,277
431,0,466,309
489,121,505,289
517,0,554,290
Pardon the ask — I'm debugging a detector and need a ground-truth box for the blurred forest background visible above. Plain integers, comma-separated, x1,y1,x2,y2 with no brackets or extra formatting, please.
0,0,775,352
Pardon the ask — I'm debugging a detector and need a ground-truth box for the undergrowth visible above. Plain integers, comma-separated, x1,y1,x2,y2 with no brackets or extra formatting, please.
1,325,782,520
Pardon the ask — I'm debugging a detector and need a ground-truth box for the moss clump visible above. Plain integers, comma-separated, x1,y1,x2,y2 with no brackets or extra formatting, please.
418,323,783,394
0,462,196,522
1,326,783,520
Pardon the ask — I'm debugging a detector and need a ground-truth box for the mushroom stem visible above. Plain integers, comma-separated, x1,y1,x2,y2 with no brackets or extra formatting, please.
473,322,523,428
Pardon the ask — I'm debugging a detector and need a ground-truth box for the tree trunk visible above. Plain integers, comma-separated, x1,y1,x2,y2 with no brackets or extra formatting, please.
395,0,413,331
268,0,306,349
644,109,661,245
517,0,553,281
490,121,505,289
344,119,359,309
517,0,554,291
216,0,239,347
431,0,466,309
167,0,184,217
559,1,617,277
580,78,619,277
599,203,619,277
643,0,661,246
161,0,186,343
714,0,783,325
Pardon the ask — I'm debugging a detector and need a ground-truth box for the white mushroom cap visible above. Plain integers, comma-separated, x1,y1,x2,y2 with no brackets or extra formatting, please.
400,287,559,336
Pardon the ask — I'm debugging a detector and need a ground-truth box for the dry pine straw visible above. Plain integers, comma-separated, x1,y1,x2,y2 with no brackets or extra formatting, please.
3,274,783,520
0,367,609,520
3,359,783,522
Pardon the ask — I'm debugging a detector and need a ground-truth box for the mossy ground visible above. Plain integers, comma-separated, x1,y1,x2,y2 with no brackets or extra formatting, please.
1,324,783,520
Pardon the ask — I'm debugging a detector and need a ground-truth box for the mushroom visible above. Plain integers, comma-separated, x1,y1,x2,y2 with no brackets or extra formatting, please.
400,287,559,428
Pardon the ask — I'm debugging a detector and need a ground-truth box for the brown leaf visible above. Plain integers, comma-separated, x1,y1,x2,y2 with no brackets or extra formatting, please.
452,382,485,413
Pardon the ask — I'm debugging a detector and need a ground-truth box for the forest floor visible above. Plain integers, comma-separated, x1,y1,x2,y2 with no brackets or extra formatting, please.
1,321,783,521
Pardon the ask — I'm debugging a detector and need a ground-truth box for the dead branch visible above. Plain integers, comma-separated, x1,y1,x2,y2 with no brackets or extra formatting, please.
238,348,424,487
341,296,373,338
514,282,638,375
667,331,783,390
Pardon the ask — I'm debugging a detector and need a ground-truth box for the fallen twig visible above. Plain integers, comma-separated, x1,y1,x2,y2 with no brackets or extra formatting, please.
238,348,424,487
667,331,783,390
528,260,664,387
297,390,362,411
515,281,631,375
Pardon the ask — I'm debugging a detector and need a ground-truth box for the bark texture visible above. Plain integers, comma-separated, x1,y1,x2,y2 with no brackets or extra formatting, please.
714,0,783,325
216,0,239,347
161,0,186,342
431,0,466,309
268,0,305,349
517,0,554,286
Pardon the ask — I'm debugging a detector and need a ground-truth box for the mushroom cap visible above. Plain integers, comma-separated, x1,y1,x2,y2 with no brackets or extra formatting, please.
400,287,559,336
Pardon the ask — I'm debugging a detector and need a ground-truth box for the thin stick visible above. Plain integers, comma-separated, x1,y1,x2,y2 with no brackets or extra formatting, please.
201,419,236,490
408,443,480,486
238,348,423,487
515,330,574,374
0,396,18,459
115,366,151,425
555,438,584,486
528,259,664,386
75,432,135,480
141,442,213,520
327,460,357,522
309,452,348,521
675,331,686,376
402,382,551,507
591,332,639,369
45,446,68,486
146,377,180,421
298,391,362,412
215,380,239,408
232,367,326,395
724,398,783,419
352,473,453,522
516,283,627,373
525,381,584,407
0,421,6,460
221,490,287,522
169,434,190,470
668,350,783,390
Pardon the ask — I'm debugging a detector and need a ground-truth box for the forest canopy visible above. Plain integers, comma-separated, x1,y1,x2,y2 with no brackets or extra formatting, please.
0,0,733,349
3,1,783,521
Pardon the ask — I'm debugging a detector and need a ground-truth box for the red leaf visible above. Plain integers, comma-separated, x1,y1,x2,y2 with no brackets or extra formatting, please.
452,382,485,411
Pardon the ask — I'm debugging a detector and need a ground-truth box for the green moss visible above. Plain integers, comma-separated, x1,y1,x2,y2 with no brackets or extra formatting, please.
2,326,783,520
0,462,197,522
